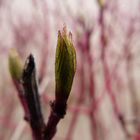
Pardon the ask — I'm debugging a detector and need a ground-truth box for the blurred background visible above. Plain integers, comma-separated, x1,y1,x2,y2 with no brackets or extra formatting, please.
0,0,140,140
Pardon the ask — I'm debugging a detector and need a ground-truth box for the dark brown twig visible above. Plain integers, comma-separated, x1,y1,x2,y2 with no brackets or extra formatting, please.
44,100,67,140
22,54,45,140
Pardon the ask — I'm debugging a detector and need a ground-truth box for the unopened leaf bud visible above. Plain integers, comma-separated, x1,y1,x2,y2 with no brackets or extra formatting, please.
55,26,76,102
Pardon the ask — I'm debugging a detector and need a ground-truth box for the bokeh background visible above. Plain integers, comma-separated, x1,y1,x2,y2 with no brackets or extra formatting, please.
0,0,140,140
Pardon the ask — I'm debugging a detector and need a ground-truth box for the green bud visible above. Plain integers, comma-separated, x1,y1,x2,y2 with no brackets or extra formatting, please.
55,27,76,101
8,48,23,81
97,0,105,8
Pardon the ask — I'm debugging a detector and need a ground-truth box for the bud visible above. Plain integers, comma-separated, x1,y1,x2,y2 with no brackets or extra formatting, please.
97,0,105,8
55,27,76,102
8,48,23,81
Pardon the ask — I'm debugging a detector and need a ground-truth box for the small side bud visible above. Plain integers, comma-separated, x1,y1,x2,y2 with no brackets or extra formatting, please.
55,26,76,102
97,0,105,8
8,48,23,81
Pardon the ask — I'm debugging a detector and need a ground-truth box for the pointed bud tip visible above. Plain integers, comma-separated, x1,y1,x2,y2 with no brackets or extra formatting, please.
23,54,35,75
58,26,74,45
28,54,34,64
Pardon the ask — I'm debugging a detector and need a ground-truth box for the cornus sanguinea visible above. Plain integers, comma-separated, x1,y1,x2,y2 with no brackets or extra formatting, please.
9,26,77,140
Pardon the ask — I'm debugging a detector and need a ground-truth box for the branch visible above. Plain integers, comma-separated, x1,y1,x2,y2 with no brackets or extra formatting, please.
44,100,66,140
22,54,45,140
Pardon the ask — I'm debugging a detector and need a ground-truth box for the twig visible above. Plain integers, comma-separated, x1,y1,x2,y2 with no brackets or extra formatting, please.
22,54,45,140
44,100,67,140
